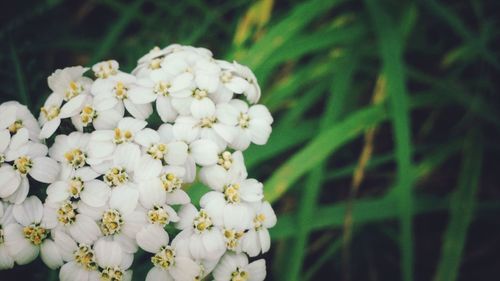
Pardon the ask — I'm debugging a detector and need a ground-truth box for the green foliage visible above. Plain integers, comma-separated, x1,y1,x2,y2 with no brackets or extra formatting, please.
1,0,499,280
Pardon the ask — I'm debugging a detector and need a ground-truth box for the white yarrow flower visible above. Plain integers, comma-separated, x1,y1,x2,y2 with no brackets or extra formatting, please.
213,253,266,281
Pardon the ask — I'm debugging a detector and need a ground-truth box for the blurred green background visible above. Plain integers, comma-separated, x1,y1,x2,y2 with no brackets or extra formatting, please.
1,0,500,280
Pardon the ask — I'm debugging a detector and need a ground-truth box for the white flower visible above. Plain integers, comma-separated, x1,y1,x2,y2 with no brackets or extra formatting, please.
99,143,141,187
49,132,90,170
46,166,110,208
40,238,64,269
228,99,273,150
0,129,11,167
215,60,250,103
168,58,222,116
71,95,125,132
47,66,93,102
137,176,179,227
173,103,238,150
79,186,145,253
92,60,119,79
42,200,102,245
39,92,87,139
164,123,220,182
170,233,220,280
92,72,152,120
87,117,146,165
232,62,261,104
213,253,266,281
127,73,179,122
200,163,263,229
175,204,225,260
0,201,15,269
221,227,245,253
135,125,188,167
94,238,133,281
199,150,247,190
2,197,52,265
241,201,276,257
0,128,60,203
53,230,101,281
0,101,41,142
199,167,263,229
133,45,179,78
136,224,199,281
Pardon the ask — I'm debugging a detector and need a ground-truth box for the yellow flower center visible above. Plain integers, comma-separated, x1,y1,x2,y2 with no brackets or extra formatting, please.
160,173,182,193
217,151,233,170
113,82,128,100
149,58,163,70
147,143,167,160
41,105,61,121
69,177,84,198
238,113,250,128
104,167,129,187
0,154,5,166
80,106,98,126
8,120,23,134
74,244,97,271
253,213,266,230
200,116,217,128
95,61,118,79
100,209,124,236
100,266,124,281
151,246,175,270
147,205,170,226
0,227,4,244
193,88,208,100
223,184,240,204
224,228,244,251
231,268,249,281
65,81,83,101
113,128,133,144
153,81,171,96
23,224,48,246
13,156,33,175
193,210,213,234
220,71,233,84
64,148,87,168
57,201,78,225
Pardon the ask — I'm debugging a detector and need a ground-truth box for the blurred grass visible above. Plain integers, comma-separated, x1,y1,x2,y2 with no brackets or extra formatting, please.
1,0,500,280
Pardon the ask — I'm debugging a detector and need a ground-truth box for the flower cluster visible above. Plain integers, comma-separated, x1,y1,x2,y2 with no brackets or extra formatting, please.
0,44,276,281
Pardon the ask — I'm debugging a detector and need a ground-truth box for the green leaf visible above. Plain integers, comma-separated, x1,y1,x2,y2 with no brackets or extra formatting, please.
433,131,483,281
366,1,415,280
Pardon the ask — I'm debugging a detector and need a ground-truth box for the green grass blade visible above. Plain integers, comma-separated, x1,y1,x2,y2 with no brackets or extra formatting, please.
245,120,319,169
271,196,442,239
433,131,483,281
240,0,345,71
9,41,30,108
264,103,387,203
271,138,460,239
260,24,364,75
90,0,144,64
366,1,415,280
263,91,446,203
284,53,357,281
420,0,500,69
263,58,334,111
